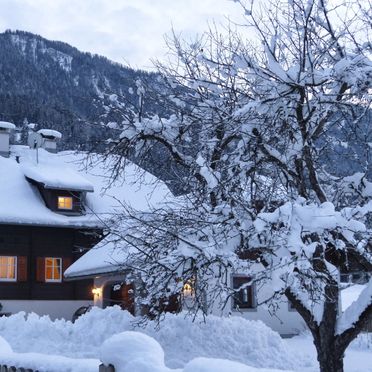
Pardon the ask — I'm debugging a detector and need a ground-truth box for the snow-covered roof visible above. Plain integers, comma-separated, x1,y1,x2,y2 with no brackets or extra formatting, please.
64,237,132,278
0,121,16,131
22,160,95,192
0,146,170,229
37,129,62,139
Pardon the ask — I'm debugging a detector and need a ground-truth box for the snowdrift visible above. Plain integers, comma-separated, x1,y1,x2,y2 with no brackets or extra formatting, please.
0,306,296,370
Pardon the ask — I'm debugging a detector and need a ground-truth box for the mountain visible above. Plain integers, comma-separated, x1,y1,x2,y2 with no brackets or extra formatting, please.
0,30,369,192
0,30,167,151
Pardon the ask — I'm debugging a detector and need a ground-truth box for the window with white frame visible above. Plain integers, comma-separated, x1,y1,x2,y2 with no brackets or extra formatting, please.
45,257,62,282
0,256,17,281
232,275,256,310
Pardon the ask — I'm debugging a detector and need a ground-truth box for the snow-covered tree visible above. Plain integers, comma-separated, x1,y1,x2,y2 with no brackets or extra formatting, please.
106,1,372,371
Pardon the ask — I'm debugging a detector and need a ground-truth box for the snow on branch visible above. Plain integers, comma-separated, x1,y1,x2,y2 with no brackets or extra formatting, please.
337,279,372,335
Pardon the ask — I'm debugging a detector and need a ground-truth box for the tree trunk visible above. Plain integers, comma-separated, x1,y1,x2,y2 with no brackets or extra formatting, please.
316,342,344,372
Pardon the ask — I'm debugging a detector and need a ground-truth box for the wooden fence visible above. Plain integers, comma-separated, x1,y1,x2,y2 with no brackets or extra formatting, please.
0,364,115,372
99,364,115,372
0,366,35,372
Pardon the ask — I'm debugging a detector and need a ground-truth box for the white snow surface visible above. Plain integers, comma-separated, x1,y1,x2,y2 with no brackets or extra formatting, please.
64,237,132,277
0,150,96,228
337,279,372,335
101,331,291,372
0,307,297,370
0,146,170,228
0,338,98,372
101,331,168,372
341,284,368,312
0,307,370,371
58,151,171,213
0,121,16,130
21,149,94,192
37,129,62,139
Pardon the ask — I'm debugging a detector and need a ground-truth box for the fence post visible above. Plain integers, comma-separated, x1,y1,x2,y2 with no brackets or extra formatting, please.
99,364,115,372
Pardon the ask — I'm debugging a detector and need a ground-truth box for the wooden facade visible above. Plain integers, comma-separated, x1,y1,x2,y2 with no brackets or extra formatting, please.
0,224,101,301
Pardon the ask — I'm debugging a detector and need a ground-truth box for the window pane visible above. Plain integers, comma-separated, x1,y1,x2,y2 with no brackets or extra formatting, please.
232,276,255,309
0,265,7,279
8,259,15,278
58,197,73,210
0,256,16,280
45,266,53,280
53,265,61,280
45,257,62,281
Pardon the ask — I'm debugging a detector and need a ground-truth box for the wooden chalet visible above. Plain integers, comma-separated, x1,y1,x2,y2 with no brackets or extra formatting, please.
0,124,104,320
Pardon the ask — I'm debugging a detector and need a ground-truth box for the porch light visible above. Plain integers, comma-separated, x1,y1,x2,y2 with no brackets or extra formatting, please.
92,287,101,297
182,282,193,297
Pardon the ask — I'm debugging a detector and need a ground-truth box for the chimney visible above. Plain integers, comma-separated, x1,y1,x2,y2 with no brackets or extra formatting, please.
37,129,62,153
0,121,16,157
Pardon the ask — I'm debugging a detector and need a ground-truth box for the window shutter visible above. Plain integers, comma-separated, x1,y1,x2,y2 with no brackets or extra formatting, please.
62,257,72,281
36,257,45,282
17,256,28,282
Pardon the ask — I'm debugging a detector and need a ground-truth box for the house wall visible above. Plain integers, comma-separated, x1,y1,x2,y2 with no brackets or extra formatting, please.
92,274,142,315
216,294,306,336
210,272,307,335
91,273,306,335
0,225,99,319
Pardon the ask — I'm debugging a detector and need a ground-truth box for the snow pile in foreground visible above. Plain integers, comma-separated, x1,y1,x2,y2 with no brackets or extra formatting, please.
100,331,292,372
0,307,296,370
143,311,294,369
0,335,98,372
0,331,291,372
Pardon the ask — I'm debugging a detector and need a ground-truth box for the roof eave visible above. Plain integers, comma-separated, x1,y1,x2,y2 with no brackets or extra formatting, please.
64,268,121,281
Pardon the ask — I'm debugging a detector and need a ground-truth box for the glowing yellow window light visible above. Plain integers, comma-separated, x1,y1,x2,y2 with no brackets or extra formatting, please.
0,256,16,281
45,257,62,282
58,196,73,210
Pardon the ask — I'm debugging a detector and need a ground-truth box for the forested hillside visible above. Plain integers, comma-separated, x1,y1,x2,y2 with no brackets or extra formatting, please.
0,30,167,151
0,30,370,189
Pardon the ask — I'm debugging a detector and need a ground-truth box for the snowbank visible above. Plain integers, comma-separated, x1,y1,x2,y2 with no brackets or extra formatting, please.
100,331,291,372
143,311,295,369
183,358,289,372
0,335,98,372
0,307,296,370
101,332,169,372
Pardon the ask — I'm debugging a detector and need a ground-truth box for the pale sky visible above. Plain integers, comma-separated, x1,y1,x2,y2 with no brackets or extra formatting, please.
0,0,244,70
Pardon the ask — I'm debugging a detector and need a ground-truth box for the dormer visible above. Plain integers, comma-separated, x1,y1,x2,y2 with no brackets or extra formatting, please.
0,121,16,158
21,157,94,216
30,185,91,216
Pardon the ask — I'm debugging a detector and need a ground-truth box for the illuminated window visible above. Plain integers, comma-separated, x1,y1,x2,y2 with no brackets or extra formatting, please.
45,257,62,282
0,256,17,281
57,196,73,210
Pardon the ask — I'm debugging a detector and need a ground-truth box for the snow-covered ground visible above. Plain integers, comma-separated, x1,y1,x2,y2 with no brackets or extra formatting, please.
0,306,370,372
